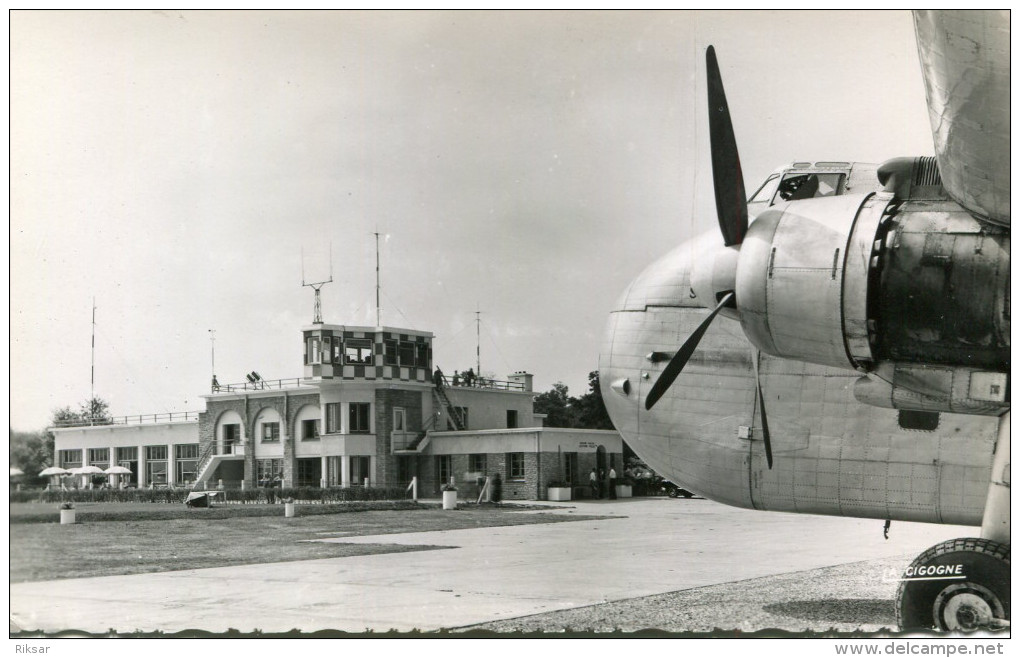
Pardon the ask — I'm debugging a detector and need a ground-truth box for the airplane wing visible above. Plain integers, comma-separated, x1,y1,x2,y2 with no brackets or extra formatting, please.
913,10,1010,227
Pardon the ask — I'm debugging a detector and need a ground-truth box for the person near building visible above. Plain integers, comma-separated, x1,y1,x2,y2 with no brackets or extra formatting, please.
465,368,475,387
589,468,599,499
433,367,445,388
453,371,461,386
609,466,618,499
491,472,502,503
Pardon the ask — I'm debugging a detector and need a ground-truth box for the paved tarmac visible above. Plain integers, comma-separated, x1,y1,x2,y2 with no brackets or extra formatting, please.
9,497,971,634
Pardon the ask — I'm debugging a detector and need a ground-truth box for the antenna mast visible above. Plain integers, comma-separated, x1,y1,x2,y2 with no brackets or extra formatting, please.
373,232,382,326
476,306,481,376
90,297,96,403
208,329,216,387
301,245,333,324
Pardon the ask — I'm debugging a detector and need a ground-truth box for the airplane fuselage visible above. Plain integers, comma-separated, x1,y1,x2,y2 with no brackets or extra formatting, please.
599,159,1008,526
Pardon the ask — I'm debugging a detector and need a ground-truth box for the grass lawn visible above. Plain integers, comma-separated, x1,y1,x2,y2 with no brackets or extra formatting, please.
10,501,609,583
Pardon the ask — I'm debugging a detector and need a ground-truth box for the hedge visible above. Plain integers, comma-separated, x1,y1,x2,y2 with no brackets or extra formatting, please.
9,485,410,505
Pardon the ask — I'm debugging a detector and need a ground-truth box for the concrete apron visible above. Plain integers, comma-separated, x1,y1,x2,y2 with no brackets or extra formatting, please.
10,498,970,634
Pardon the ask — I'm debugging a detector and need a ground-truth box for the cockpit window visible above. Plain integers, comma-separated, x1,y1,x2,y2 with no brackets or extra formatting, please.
775,172,845,202
748,174,780,204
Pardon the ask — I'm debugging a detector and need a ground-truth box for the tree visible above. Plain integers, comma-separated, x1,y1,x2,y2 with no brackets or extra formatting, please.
533,382,578,428
532,373,615,430
50,396,112,428
9,428,54,484
573,371,614,430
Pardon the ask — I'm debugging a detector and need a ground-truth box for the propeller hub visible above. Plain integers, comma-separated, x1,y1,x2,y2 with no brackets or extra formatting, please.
689,243,740,319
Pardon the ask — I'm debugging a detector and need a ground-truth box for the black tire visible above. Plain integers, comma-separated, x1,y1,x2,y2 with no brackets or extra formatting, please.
896,537,1010,631
679,489,694,498
667,488,680,498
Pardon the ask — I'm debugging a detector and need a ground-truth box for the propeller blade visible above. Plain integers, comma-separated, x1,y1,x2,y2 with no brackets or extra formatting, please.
706,46,748,247
645,292,735,410
752,349,773,469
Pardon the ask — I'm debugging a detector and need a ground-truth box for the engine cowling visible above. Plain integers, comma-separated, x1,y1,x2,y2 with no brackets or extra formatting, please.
735,189,1010,375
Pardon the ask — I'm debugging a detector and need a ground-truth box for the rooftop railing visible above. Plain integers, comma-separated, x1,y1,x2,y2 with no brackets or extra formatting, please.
440,375,526,391
211,377,306,393
52,411,201,428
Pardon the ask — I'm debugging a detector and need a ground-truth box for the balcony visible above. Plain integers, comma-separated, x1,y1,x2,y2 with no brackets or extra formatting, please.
217,444,245,457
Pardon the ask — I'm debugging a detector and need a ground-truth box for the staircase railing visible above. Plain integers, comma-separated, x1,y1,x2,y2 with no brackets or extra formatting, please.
433,385,466,431
192,440,219,486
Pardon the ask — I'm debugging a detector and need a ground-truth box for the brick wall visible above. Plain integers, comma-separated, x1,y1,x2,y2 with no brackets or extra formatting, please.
200,392,320,488
374,389,424,486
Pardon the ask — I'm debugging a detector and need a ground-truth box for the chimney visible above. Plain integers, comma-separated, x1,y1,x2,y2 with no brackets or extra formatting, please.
508,371,533,392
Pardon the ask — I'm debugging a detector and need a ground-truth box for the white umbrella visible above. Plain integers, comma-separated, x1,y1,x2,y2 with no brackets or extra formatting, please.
10,466,24,477
104,465,132,488
70,465,105,489
39,466,69,477
70,465,105,475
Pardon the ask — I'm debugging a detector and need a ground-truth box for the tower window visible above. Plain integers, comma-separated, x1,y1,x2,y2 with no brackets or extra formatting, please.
345,339,373,365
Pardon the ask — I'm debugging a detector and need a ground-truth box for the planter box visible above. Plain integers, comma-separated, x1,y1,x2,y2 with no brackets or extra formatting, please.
615,484,633,499
547,487,572,502
284,502,296,518
442,490,458,510
60,509,76,525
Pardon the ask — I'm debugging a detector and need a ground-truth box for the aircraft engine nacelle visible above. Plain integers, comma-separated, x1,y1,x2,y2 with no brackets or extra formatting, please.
735,190,1010,374
735,193,875,370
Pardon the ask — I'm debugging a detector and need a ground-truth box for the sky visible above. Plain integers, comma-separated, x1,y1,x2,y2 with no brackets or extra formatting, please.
9,10,936,432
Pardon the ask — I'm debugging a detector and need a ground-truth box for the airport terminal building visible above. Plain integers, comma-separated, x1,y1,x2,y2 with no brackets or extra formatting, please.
51,320,623,500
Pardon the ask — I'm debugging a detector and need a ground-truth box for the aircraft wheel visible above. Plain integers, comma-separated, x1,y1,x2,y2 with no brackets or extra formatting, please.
896,538,1009,631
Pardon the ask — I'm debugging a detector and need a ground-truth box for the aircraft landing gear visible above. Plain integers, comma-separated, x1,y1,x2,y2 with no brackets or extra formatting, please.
898,412,1011,631
896,537,1009,631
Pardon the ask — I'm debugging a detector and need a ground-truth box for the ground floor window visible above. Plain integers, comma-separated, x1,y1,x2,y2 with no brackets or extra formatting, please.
297,458,321,487
116,447,138,484
257,458,284,486
350,456,371,485
564,452,577,486
507,452,525,482
146,445,168,485
397,456,414,484
175,444,200,484
325,456,342,486
436,455,452,487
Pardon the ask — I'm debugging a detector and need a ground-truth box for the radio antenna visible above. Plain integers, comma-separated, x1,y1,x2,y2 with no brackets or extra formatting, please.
301,244,333,324
373,232,382,326
90,297,96,404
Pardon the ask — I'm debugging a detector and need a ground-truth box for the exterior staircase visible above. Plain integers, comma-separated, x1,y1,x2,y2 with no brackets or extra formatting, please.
192,441,244,487
393,386,466,454
433,385,466,431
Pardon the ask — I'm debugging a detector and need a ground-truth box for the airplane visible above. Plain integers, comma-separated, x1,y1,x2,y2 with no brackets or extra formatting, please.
599,10,1009,632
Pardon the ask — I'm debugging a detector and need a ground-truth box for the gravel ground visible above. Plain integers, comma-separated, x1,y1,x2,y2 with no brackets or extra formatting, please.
457,555,919,636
